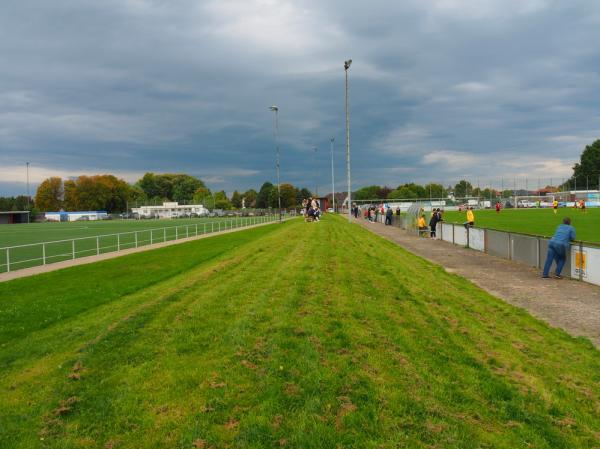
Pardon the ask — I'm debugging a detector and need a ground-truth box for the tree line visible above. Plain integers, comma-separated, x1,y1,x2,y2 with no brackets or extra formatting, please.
29,173,314,213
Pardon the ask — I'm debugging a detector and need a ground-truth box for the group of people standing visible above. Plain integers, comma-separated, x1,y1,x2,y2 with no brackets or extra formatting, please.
301,198,321,221
418,208,444,238
363,205,401,224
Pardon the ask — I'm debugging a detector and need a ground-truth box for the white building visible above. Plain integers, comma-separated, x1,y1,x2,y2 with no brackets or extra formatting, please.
132,202,208,219
45,211,108,222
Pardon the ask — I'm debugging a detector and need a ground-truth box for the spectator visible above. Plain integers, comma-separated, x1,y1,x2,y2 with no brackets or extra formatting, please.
463,207,475,229
542,217,576,279
429,209,438,238
385,207,393,225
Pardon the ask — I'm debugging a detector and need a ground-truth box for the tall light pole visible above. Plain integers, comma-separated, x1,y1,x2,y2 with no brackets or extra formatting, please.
330,137,335,212
26,162,30,207
313,146,319,197
269,106,282,221
344,59,352,221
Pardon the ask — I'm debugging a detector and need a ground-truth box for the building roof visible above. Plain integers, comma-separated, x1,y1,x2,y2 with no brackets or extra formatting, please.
45,211,107,214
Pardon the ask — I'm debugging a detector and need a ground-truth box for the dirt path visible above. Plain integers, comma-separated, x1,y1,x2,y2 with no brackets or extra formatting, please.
0,220,285,283
356,219,600,348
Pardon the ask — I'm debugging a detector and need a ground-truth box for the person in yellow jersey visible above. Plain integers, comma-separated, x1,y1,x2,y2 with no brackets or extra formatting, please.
463,206,475,229
418,214,427,236
552,199,558,214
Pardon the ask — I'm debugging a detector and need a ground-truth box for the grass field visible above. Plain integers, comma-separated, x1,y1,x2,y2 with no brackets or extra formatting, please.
0,216,273,273
442,208,600,243
1,215,598,448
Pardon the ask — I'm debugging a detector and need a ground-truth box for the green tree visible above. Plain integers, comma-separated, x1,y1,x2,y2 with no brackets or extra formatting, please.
570,139,600,189
171,174,205,203
269,183,296,208
35,177,64,211
214,190,232,210
353,185,383,201
256,182,274,208
423,183,447,199
388,186,417,200
231,190,243,208
454,180,473,198
242,189,257,208
295,188,312,205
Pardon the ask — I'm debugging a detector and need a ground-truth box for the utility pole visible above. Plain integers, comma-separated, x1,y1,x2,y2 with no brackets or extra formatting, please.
269,106,282,222
26,162,30,207
313,146,318,197
330,137,335,212
344,59,352,221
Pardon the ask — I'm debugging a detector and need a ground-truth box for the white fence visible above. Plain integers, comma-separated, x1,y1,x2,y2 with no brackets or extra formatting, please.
0,215,279,274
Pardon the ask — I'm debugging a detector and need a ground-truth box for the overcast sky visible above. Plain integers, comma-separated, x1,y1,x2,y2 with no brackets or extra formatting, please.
2,0,600,196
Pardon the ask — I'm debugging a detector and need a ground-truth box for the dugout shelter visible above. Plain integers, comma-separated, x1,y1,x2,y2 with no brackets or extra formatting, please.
0,211,30,224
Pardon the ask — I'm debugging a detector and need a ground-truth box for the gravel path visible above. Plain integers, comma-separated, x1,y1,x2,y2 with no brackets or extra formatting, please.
356,219,600,348
0,220,283,283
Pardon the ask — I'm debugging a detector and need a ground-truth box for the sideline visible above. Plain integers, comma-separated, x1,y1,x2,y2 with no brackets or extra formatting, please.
355,218,600,349
0,219,290,283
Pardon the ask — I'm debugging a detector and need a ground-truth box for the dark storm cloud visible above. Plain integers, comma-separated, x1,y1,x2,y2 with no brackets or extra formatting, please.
2,0,600,197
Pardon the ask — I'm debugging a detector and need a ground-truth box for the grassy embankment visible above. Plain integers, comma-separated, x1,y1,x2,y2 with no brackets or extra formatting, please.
442,208,600,243
1,215,599,449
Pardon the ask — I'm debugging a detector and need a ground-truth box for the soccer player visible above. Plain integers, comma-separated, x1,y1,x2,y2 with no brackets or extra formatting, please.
542,217,576,279
495,201,501,213
552,199,558,214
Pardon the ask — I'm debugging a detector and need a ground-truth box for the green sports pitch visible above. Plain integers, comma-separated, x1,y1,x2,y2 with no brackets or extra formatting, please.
0,216,269,272
442,208,600,243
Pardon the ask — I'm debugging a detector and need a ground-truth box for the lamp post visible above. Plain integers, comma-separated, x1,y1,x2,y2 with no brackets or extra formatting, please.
344,59,352,221
269,106,282,222
313,146,318,197
26,162,30,207
330,137,335,212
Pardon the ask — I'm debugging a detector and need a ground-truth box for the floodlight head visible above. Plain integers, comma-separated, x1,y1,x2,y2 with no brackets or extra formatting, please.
269,105,278,111
344,59,352,70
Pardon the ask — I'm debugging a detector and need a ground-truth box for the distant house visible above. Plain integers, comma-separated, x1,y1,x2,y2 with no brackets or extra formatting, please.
132,202,208,219
45,211,108,222
0,211,30,224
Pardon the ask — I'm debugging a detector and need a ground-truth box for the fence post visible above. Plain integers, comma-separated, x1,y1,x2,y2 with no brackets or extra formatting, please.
135,232,138,248
195,224,198,236
164,228,167,242
176,227,178,240
117,234,120,251
219,222,221,232
151,229,153,245
72,240,76,259
508,233,512,260
97,236,100,255
212,222,214,233
452,224,455,244
43,243,46,265
466,227,470,249
536,237,540,268
6,248,9,273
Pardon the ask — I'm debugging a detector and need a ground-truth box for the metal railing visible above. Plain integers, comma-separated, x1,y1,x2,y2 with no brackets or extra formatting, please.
0,215,279,274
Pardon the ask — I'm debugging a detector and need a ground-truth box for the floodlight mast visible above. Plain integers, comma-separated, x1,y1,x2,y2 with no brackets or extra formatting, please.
269,105,282,222
330,137,335,212
313,146,318,197
344,59,352,221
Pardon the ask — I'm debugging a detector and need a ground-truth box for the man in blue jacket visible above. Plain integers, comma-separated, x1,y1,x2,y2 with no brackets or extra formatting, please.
542,217,576,279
